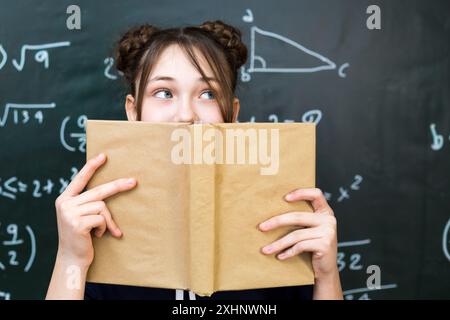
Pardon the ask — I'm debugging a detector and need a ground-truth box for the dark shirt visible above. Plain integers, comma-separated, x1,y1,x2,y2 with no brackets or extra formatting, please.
85,282,314,300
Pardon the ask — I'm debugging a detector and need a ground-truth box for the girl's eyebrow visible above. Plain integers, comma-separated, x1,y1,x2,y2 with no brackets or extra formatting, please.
198,77,218,83
148,76,218,83
148,76,174,83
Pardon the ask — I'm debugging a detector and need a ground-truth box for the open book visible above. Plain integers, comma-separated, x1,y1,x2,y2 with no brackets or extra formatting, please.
85,120,316,296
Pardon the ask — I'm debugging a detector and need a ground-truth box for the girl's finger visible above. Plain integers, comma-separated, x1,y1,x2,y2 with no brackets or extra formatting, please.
79,215,106,237
277,238,325,260
74,177,137,205
62,153,107,198
284,188,331,213
261,227,322,255
259,211,320,231
77,201,122,237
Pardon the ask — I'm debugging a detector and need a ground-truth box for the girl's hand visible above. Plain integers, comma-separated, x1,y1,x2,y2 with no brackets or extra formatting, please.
54,153,137,267
259,188,338,280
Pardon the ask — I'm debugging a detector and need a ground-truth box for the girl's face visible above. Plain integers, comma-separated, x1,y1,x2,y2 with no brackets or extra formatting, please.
125,44,239,123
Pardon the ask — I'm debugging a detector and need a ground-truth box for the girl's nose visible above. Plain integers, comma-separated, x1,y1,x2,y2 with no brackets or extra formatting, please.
175,99,198,123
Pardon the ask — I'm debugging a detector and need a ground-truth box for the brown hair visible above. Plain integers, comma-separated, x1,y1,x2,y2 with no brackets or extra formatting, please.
114,20,248,122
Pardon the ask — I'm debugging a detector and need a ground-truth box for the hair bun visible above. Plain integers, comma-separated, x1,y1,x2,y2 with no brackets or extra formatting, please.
115,24,160,81
199,20,248,69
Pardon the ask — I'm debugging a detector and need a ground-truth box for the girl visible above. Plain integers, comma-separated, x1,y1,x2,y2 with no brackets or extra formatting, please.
46,20,342,300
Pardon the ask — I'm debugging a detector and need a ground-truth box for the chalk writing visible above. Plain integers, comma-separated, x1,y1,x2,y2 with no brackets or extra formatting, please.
11,42,71,71
0,223,36,273
240,9,349,81
60,115,87,152
0,167,78,201
0,103,55,127
324,174,363,203
239,109,323,125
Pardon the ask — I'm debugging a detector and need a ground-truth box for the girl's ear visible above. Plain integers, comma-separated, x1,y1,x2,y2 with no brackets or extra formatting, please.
232,97,240,122
125,94,137,121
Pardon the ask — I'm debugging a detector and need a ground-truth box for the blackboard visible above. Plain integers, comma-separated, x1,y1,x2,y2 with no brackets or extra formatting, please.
0,0,449,299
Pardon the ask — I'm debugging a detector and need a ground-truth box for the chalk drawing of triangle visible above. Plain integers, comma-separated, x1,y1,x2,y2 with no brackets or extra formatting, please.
248,26,336,73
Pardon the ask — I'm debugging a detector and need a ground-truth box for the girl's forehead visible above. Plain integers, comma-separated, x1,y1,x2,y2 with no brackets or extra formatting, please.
149,44,214,80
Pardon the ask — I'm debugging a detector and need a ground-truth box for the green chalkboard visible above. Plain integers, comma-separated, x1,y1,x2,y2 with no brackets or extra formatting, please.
0,0,449,299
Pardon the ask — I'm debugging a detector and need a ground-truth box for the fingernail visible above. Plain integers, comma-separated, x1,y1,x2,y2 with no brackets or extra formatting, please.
127,178,136,185
260,221,271,230
263,246,273,254
278,253,287,260
285,193,293,201
97,153,105,160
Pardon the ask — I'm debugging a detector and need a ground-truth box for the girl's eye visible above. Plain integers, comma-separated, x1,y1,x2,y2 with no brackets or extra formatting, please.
200,90,215,100
154,89,173,99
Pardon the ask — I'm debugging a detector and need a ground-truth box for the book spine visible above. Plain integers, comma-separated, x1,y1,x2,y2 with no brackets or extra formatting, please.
188,124,216,297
